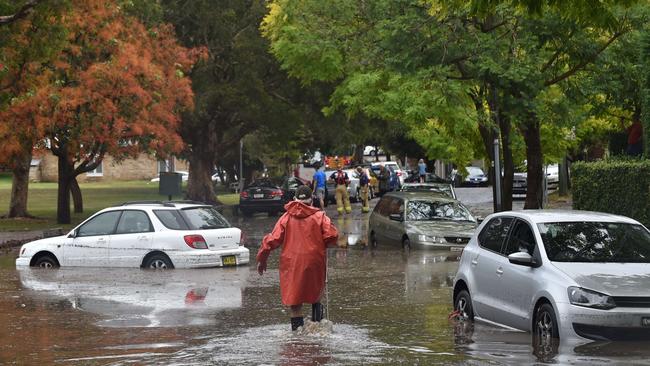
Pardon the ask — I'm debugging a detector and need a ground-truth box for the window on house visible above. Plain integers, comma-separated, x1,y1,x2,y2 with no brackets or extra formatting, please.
87,161,103,177
158,159,174,173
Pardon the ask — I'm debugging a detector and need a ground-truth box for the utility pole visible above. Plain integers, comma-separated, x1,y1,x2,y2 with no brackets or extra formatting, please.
238,139,244,193
493,138,502,212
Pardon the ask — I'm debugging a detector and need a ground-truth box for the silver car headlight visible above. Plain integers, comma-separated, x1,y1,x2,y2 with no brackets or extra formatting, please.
417,234,445,244
567,286,616,310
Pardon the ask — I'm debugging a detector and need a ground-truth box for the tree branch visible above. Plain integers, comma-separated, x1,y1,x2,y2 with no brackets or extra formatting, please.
0,0,41,25
545,30,626,86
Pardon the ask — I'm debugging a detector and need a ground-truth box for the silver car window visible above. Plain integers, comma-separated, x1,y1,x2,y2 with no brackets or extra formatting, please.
478,217,514,253
539,222,650,262
504,220,536,256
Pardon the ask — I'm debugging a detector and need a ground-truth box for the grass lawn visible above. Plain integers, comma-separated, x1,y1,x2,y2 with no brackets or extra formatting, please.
0,173,239,232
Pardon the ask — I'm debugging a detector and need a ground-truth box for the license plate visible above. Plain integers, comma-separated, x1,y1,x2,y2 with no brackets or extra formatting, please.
222,255,237,266
253,194,264,198
642,317,650,327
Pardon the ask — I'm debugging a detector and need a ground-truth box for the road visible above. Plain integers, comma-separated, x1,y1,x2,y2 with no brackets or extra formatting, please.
0,188,614,366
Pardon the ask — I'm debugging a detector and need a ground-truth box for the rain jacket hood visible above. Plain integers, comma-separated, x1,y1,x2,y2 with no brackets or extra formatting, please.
284,200,320,219
257,202,339,306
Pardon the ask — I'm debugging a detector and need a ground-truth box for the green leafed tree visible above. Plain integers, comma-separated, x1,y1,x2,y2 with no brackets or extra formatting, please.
263,0,646,210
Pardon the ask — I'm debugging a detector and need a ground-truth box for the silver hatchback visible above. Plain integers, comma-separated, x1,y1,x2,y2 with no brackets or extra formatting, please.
453,210,650,346
368,192,477,250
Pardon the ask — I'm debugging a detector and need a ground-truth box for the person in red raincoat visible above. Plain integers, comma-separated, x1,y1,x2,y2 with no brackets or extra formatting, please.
257,185,339,331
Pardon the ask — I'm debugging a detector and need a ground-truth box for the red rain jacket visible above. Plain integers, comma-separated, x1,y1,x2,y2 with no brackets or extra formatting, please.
257,201,339,306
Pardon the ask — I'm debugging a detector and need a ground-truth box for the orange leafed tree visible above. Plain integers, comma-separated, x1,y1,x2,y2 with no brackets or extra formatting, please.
0,1,67,218
37,0,200,223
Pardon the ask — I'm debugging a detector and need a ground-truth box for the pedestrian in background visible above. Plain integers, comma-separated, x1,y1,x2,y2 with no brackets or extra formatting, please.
357,166,370,213
329,167,351,215
418,158,427,183
257,186,339,331
312,163,326,210
377,165,390,196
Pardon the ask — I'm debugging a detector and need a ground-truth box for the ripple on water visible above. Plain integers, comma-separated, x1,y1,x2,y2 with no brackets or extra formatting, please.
152,321,392,365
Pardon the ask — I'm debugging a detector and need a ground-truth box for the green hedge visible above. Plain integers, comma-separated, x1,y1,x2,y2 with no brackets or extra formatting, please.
572,159,650,227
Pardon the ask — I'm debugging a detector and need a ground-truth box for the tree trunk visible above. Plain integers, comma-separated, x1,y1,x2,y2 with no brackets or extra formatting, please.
186,153,219,204
522,116,544,209
353,144,364,164
56,153,73,224
70,178,83,213
8,152,31,218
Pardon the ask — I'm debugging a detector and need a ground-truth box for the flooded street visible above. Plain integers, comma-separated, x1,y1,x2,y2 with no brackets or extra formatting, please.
1,191,649,365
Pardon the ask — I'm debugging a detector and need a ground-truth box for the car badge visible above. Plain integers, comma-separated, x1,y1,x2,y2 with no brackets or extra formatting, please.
456,238,463,243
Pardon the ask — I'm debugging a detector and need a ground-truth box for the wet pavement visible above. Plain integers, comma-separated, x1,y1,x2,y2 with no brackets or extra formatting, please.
0,189,641,365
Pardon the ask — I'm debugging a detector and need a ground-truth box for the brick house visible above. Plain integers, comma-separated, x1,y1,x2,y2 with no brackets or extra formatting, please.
29,153,188,182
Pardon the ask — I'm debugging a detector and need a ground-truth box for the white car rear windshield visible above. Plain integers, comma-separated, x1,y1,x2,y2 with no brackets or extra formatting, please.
154,207,230,230
539,222,650,262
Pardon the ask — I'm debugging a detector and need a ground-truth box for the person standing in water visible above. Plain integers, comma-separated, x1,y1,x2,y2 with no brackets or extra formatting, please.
256,185,339,331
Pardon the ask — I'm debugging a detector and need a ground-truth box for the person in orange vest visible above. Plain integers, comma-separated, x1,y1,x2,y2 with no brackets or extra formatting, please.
329,167,351,215
256,185,339,331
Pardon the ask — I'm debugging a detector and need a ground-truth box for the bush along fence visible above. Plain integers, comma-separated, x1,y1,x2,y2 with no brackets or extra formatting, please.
572,159,650,227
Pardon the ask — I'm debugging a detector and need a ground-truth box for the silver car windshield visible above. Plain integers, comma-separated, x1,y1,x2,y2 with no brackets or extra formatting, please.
406,200,474,222
539,222,650,263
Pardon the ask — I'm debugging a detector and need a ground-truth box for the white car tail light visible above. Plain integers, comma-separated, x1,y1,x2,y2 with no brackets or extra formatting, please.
184,235,208,249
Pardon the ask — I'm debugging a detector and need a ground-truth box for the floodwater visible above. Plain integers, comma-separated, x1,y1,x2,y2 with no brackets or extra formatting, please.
1,199,649,365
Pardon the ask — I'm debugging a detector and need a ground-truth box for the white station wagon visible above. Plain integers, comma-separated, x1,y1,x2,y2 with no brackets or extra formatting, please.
16,201,250,269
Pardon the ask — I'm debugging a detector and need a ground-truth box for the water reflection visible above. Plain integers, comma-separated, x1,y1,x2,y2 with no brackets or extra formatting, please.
18,267,249,327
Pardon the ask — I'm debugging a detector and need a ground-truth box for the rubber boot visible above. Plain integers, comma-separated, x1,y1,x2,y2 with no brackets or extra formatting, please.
291,316,304,331
311,302,323,322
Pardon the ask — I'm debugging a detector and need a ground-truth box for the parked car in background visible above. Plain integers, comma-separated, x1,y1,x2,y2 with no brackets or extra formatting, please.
462,166,488,187
363,145,385,156
400,182,457,200
150,171,189,183
513,164,560,195
372,161,406,186
16,202,249,269
368,191,477,250
239,179,285,216
453,210,650,347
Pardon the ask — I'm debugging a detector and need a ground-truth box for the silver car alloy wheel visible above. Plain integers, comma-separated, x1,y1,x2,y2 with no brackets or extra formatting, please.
456,297,469,319
536,311,554,341
39,261,53,269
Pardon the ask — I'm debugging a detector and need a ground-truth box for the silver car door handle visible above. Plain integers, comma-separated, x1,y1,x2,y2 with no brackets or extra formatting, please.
471,259,478,266
496,267,504,275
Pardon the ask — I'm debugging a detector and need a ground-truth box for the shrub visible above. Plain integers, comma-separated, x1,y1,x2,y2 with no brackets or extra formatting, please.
572,159,650,227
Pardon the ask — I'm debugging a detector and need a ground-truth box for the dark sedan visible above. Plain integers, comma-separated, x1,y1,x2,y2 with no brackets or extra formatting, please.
239,179,285,216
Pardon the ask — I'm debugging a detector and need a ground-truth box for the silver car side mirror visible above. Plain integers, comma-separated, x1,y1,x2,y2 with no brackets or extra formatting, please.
508,251,536,267
68,229,77,238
